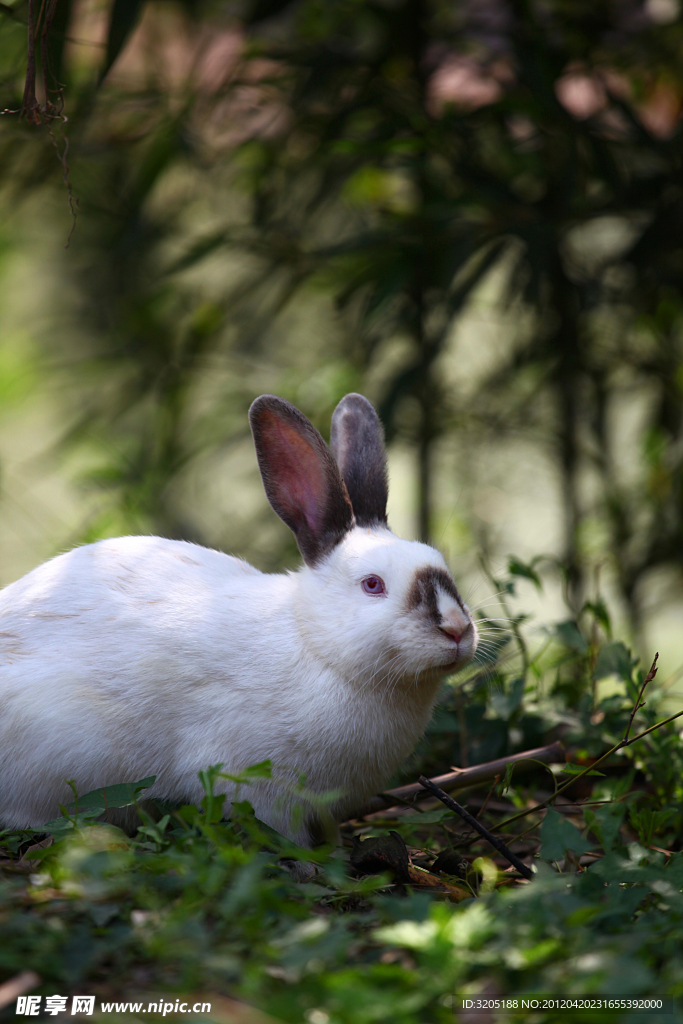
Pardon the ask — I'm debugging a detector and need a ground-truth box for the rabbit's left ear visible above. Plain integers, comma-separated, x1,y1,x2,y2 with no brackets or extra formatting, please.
330,394,388,527
250,395,355,566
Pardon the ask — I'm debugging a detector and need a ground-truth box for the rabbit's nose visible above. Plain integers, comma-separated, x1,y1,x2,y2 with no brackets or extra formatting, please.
440,622,464,643
439,618,473,644
435,586,473,645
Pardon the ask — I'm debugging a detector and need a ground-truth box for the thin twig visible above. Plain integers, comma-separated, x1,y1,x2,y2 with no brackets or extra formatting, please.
622,707,683,746
375,791,425,813
47,125,78,246
494,702,683,833
418,776,533,880
475,774,500,820
624,652,658,744
457,798,614,849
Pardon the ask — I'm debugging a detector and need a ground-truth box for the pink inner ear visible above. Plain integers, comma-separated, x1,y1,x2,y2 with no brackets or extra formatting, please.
261,413,327,532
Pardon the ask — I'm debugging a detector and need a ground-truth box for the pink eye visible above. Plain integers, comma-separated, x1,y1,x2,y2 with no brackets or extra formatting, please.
362,575,386,596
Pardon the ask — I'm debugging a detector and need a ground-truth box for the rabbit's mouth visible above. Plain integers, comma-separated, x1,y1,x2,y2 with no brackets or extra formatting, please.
437,630,464,671
437,620,476,671
438,641,476,672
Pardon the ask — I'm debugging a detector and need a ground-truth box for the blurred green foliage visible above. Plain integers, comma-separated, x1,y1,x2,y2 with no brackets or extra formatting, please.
1,0,683,635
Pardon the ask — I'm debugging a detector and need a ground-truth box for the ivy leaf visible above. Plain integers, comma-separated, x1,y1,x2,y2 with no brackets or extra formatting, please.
548,621,587,653
593,642,636,683
585,804,625,852
539,808,593,861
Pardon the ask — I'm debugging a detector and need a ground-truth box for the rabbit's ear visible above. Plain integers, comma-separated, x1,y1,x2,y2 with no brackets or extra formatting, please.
330,394,388,527
250,396,355,566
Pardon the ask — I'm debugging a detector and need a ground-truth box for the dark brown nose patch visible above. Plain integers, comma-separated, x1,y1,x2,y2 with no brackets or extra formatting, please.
406,567,465,623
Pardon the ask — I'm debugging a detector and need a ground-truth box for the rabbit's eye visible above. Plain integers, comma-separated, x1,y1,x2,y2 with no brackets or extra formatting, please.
362,575,386,596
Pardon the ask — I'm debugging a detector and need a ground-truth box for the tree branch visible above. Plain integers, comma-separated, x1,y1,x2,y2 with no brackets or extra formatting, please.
623,652,658,744
418,776,533,880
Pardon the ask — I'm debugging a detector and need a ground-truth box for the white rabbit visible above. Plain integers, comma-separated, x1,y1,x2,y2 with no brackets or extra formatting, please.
0,394,477,846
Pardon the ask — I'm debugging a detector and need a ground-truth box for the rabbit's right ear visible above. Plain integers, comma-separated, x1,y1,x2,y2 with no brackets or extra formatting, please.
330,393,388,527
249,396,355,566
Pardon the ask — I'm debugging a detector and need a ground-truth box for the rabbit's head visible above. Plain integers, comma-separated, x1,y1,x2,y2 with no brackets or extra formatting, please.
249,394,477,688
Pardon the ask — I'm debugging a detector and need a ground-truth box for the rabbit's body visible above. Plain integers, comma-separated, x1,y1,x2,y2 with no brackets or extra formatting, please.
0,394,477,844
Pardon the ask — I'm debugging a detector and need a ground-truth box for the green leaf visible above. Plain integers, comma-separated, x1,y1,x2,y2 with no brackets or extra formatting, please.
629,807,676,849
222,760,273,783
488,675,525,719
561,763,606,777
583,598,612,635
549,621,588,653
500,759,516,795
501,757,556,795
584,804,625,852
539,808,593,861
508,557,542,592
43,807,106,837
38,776,157,835
593,642,636,683
72,776,157,811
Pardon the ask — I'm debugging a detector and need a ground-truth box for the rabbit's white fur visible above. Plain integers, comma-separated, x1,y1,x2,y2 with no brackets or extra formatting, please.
0,394,477,844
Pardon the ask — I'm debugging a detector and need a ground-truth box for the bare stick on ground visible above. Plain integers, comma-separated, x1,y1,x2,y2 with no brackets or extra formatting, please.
418,775,533,880
349,741,565,820
623,652,658,745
